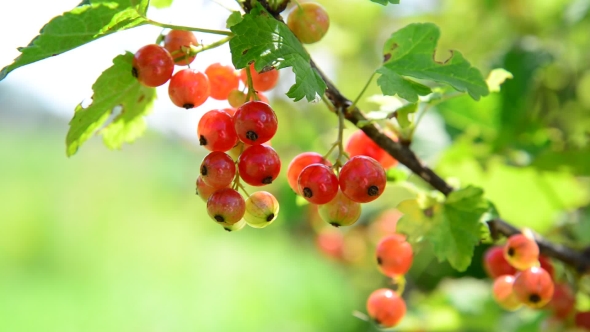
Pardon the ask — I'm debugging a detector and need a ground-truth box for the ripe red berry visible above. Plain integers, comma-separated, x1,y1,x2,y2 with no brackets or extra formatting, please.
549,283,575,319
512,266,554,308
483,246,517,279
298,164,339,205
345,130,398,169
207,188,245,225
504,233,539,270
366,288,406,328
132,44,174,87
244,191,280,228
233,101,278,145
339,156,386,203
376,234,413,277
238,145,281,186
287,152,331,194
240,63,279,92
197,109,238,152
492,275,522,311
205,63,240,100
168,69,210,109
195,176,224,202
575,311,590,330
200,152,236,189
318,189,361,227
163,29,198,65
287,2,330,44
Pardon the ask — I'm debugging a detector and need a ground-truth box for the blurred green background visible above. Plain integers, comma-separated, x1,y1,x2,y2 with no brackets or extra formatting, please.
1,0,590,331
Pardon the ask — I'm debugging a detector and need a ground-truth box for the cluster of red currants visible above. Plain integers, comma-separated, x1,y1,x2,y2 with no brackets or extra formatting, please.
483,232,590,329
365,234,413,328
195,101,281,231
131,30,279,109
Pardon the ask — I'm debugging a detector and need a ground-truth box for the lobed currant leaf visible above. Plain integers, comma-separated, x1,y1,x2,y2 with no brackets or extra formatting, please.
226,11,243,29
66,52,156,156
228,3,327,102
376,67,431,103
0,0,148,80
378,23,489,101
397,186,488,271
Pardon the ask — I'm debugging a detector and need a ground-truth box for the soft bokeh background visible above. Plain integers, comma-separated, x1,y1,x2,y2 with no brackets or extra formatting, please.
1,0,590,331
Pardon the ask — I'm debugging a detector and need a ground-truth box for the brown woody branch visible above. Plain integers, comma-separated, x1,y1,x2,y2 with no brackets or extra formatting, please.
244,1,590,274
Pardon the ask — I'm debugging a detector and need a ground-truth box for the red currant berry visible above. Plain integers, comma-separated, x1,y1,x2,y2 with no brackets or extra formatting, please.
376,234,413,277
244,191,280,228
575,311,590,330
298,164,339,205
132,44,174,87
339,156,386,203
163,29,198,65
207,188,245,225
287,2,330,44
345,130,398,169
205,63,240,100
492,275,522,311
512,266,554,308
504,233,539,270
195,176,224,202
233,101,278,145
318,189,361,227
168,69,210,109
287,152,331,194
238,145,281,186
200,152,236,189
549,283,575,319
240,63,279,92
483,246,517,279
366,288,406,328
197,109,238,152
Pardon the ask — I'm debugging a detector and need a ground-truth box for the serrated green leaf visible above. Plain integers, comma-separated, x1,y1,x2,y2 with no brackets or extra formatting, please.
66,52,156,156
395,102,418,128
379,23,489,101
486,68,513,93
397,186,488,271
228,3,326,102
370,0,400,4
149,0,173,8
0,0,148,81
226,11,243,29
377,67,432,102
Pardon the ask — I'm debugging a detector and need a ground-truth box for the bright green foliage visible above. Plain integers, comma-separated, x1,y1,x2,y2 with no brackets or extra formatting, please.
378,23,489,101
226,11,243,28
394,102,418,128
371,0,400,4
397,187,488,271
149,0,173,8
66,52,156,156
377,68,432,102
228,4,326,102
0,0,147,81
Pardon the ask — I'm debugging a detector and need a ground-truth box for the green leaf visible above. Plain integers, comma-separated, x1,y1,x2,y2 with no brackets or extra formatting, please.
370,0,400,4
149,0,173,8
226,11,243,29
395,102,418,128
66,52,156,156
397,186,488,271
0,0,148,81
228,3,326,102
486,68,513,93
379,23,489,101
377,67,432,102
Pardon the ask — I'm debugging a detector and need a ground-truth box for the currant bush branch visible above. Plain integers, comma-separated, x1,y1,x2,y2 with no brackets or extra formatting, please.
242,0,590,274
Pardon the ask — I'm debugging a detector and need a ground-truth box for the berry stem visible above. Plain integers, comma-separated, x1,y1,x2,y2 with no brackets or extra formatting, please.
244,65,259,101
143,18,234,36
348,71,376,113
171,36,233,62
